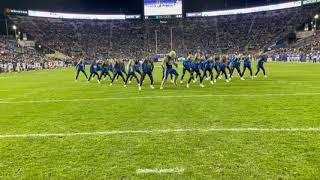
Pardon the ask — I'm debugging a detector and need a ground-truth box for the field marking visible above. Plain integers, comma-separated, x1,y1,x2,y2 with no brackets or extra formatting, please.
1,128,320,139
136,168,185,174
0,86,82,92
0,76,17,79
1,92,320,104
0,98,15,101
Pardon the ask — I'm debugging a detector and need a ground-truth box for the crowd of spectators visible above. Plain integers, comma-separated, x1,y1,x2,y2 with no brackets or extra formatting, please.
269,30,320,63
9,5,320,57
0,35,68,73
1,3,320,74
291,30,320,51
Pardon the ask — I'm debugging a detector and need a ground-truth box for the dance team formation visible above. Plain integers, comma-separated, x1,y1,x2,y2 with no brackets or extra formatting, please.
75,50,267,91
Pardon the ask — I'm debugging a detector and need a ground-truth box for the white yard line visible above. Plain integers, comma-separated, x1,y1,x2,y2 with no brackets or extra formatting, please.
0,128,320,139
0,98,16,101
0,76,17,79
0,92,320,104
136,168,185,174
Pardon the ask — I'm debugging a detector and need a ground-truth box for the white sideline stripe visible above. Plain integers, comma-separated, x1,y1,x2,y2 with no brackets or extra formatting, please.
1,92,320,104
136,168,185,174
0,76,17,79
1,128,320,139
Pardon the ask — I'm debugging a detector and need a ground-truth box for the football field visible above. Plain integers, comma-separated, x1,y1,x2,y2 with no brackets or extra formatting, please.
0,62,320,179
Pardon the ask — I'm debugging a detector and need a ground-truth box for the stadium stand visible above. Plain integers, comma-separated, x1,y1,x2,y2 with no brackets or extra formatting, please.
9,5,320,54
0,35,68,73
1,3,320,73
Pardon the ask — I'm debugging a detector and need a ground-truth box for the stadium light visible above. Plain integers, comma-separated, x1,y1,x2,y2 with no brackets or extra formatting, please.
28,10,126,20
12,25,17,39
200,1,301,17
315,14,319,19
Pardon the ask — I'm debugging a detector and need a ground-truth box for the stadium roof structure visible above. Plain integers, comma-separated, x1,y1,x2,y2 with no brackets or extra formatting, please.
1,0,311,14
4,1,316,20
3,0,320,20
187,1,302,17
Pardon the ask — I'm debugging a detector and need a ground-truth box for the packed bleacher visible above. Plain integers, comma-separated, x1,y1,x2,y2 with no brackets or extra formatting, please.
0,35,68,73
9,5,320,55
1,3,320,73
269,30,320,62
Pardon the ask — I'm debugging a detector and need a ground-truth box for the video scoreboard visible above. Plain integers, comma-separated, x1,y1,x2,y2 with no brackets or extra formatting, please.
144,0,183,19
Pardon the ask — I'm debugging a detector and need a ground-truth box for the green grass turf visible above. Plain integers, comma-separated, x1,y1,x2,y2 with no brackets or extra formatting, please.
1,62,320,179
